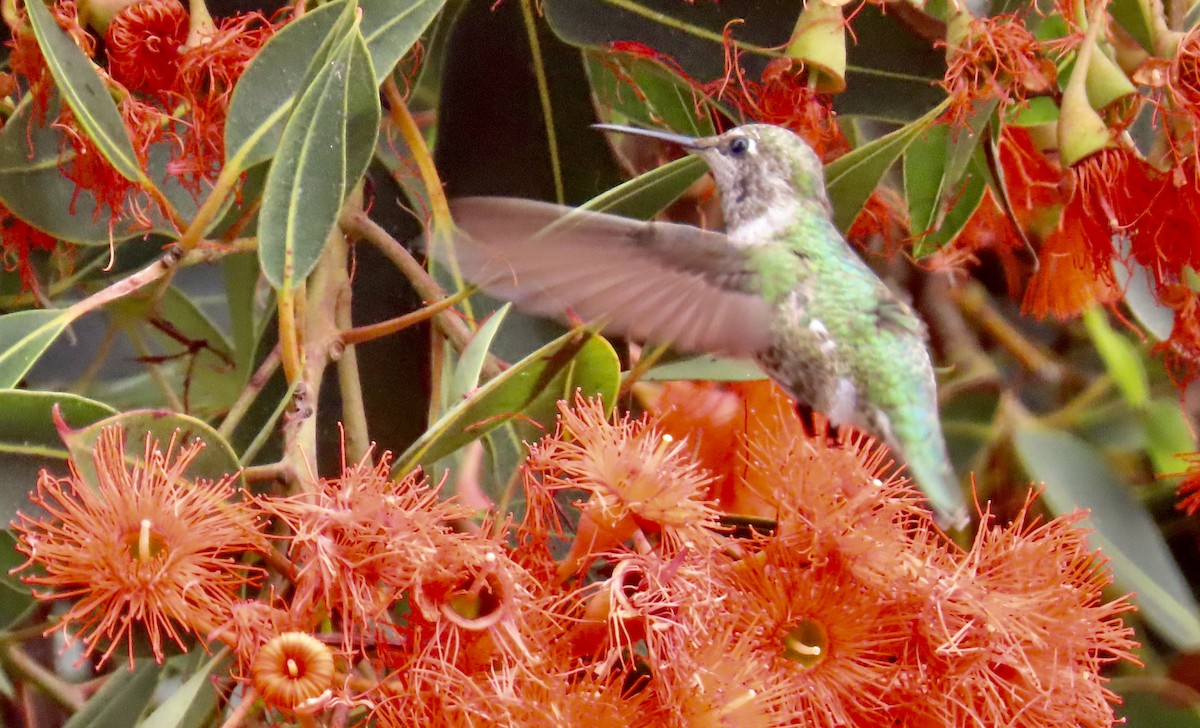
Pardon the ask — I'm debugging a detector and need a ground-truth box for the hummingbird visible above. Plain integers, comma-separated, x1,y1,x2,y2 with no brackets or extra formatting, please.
438,123,969,531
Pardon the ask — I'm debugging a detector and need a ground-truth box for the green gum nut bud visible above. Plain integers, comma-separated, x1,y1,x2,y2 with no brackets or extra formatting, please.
1085,44,1138,110
785,0,848,94
1059,69,1114,166
944,11,973,55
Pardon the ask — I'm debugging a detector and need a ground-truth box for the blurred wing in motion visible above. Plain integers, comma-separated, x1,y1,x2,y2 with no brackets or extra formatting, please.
437,197,774,358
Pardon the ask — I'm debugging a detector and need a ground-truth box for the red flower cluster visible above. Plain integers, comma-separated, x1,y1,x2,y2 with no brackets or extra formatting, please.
4,0,279,230
941,14,1056,127
9,395,1139,725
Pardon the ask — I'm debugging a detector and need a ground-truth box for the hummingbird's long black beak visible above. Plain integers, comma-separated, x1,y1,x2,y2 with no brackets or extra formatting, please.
592,123,701,150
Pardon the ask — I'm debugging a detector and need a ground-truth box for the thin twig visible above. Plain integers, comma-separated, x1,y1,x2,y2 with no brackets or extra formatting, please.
0,642,86,712
952,281,1063,382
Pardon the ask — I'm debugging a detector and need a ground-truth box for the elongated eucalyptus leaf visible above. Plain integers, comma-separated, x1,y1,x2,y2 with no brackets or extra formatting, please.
226,0,434,176
0,309,72,388
60,409,245,489
548,0,945,122
1082,307,1149,408
259,28,380,290
25,0,144,185
582,155,706,219
0,95,183,244
224,0,350,173
222,251,267,378
0,391,117,460
395,329,620,473
63,662,160,728
904,123,990,257
1014,426,1200,651
825,105,943,233
361,0,447,82
136,653,226,728
1142,398,1195,478
1113,250,1174,342
585,51,723,137
641,353,765,382
544,0,790,80
449,304,511,403
0,531,36,629
0,390,117,524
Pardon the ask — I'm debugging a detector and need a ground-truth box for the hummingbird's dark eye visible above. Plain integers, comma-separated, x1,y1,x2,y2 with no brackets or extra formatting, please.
728,136,751,156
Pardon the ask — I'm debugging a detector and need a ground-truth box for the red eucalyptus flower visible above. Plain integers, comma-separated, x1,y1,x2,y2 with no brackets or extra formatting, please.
105,0,188,95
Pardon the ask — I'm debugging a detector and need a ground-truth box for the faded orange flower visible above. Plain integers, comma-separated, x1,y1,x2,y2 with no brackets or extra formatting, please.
522,392,720,578
905,494,1139,726
941,15,1055,126
664,535,911,727
255,450,531,655
10,426,268,667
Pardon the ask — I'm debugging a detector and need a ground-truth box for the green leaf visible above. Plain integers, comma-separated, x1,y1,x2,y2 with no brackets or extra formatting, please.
1109,0,1155,52
0,309,72,388
0,531,36,630
224,0,349,173
0,96,181,244
0,89,194,244
1113,253,1174,342
640,353,766,382
449,304,511,403
942,100,997,195
433,0,625,204
543,0,792,81
1115,684,1200,726
395,330,620,473
0,390,117,522
222,252,268,379
361,0,447,82
135,653,225,728
584,51,722,136
1142,398,1195,478
63,661,160,728
1082,308,1150,408
1014,426,1200,651
60,409,245,488
549,1,945,122
1006,96,1059,127
259,27,380,290
904,123,990,257
825,105,943,233
25,0,145,186
581,155,707,219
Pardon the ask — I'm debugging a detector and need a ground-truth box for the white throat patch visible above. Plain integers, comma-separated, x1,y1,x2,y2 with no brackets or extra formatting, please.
728,195,800,247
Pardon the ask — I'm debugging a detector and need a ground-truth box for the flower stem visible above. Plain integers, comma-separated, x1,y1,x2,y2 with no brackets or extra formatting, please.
382,77,450,231
0,641,86,712
339,286,475,346
218,344,282,440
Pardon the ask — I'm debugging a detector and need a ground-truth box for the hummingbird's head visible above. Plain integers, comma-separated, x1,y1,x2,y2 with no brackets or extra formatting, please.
594,123,831,244
687,125,830,238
